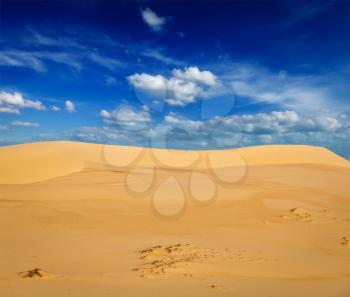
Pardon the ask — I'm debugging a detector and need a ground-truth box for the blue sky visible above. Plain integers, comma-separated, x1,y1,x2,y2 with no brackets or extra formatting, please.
0,0,349,157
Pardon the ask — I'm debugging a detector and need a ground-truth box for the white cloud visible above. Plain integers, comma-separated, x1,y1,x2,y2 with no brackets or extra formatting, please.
127,73,167,96
280,2,333,30
65,100,75,113
0,50,84,71
231,79,327,111
50,105,61,111
100,103,151,128
165,113,202,130
166,78,203,106
141,7,167,32
172,67,218,86
127,67,218,106
87,52,123,71
11,120,40,127
224,63,348,114
156,110,348,150
141,49,183,66
42,109,349,157
0,49,121,73
163,110,346,137
0,91,46,114
64,125,151,147
15,29,123,71
38,52,82,70
0,51,45,72
26,28,83,49
0,107,20,114
104,75,119,86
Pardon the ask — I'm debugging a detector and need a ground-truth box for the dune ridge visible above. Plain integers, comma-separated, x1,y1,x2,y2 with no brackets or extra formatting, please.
0,141,348,184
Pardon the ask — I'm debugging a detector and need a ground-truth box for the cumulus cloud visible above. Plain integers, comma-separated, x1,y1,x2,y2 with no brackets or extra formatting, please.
0,91,45,114
166,78,203,106
100,103,151,128
97,107,347,149
61,125,150,147
127,66,218,106
154,110,347,150
11,120,40,127
164,110,344,137
172,67,218,86
141,7,167,32
128,73,167,96
39,108,349,157
77,103,155,145
65,100,75,113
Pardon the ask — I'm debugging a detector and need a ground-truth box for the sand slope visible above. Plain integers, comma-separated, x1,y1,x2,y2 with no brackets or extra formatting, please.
0,141,349,297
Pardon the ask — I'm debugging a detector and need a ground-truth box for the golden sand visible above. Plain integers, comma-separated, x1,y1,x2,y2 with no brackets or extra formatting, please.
0,141,349,296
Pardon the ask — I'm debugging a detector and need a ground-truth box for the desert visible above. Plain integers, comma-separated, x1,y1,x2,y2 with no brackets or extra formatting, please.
0,141,349,297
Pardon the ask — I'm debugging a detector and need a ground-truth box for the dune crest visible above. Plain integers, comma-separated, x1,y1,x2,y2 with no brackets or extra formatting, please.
0,141,348,184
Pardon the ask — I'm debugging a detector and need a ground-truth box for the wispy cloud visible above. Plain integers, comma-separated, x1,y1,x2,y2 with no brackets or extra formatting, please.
39,51,83,70
87,52,123,71
25,28,84,49
0,28,124,73
0,125,7,131
279,1,334,30
220,63,348,114
0,50,45,72
104,75,119,86
0,49,125,72
0,50,81,71
11,120,40,127
141,48,183,66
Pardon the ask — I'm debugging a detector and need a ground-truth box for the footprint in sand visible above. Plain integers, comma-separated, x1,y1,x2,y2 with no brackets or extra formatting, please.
18,268,55,280
341,237,350,247
133,244,202,277
290,208,313,223
133,243,268,278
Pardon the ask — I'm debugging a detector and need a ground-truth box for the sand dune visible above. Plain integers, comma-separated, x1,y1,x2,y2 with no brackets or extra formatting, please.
0,141,349,184
0,141,349,297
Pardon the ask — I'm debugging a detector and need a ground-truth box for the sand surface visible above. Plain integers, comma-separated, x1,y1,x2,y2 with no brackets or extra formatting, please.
0,141,349,297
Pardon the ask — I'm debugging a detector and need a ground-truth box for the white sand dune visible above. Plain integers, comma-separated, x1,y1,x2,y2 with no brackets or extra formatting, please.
0,141,349,297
